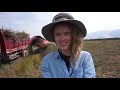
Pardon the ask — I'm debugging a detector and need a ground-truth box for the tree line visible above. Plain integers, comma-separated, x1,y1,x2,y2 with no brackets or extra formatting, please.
2,28,30,41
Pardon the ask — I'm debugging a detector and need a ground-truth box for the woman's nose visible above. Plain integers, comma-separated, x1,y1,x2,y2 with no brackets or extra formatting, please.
60,34,66,41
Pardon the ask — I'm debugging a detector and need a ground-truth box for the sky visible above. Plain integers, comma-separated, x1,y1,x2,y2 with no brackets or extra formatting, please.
0,12,120,38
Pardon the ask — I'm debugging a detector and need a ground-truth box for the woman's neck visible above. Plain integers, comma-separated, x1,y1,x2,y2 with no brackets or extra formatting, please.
59,49,70,56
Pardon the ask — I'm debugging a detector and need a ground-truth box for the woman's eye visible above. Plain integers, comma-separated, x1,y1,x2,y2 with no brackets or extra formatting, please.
55,33,60,36
65,32,71,36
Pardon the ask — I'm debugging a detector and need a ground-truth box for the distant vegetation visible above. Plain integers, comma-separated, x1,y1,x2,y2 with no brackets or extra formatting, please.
2,28,30,40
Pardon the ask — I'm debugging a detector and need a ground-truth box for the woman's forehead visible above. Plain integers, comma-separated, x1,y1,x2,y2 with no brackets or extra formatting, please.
54,25,71,32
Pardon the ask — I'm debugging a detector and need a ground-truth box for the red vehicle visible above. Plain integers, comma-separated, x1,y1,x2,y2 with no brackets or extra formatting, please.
0,28,30,64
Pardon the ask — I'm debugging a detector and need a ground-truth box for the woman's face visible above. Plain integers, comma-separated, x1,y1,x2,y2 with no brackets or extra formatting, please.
54,25,71,52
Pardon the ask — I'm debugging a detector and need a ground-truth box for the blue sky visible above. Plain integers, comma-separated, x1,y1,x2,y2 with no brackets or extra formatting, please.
0,12,120,38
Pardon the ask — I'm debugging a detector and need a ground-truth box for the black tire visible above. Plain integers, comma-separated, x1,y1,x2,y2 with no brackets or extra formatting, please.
0,53,10,64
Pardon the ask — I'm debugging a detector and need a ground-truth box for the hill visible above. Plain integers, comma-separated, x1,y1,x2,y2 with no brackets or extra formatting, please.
85,29,120,39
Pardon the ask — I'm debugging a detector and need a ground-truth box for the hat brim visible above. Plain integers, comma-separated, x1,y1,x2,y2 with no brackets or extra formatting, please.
42,20,87,42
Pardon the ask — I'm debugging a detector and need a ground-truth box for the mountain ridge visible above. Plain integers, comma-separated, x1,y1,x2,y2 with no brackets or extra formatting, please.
85,29,120,39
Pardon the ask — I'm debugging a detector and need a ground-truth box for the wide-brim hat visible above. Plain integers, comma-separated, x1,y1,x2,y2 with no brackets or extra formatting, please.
42,13,87,42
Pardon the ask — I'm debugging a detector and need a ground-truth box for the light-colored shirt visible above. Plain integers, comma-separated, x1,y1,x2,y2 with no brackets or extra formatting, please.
40,50,96,78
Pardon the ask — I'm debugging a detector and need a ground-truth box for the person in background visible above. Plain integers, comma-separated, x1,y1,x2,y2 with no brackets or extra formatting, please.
28,36,57,59
40,12,96,78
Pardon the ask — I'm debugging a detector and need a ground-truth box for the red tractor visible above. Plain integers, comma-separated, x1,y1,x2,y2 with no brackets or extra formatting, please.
0,28,30,64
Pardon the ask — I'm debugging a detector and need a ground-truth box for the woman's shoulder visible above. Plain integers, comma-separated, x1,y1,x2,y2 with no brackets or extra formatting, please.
80,51,91,56
79,51,92,59
77,51,93,66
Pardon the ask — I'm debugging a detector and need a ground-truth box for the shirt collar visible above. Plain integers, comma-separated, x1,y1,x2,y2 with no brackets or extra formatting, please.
54,50,61,59
54,50,78,68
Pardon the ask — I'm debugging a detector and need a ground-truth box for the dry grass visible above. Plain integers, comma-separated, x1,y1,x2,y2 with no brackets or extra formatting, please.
83,39,120,78
0,54,41,78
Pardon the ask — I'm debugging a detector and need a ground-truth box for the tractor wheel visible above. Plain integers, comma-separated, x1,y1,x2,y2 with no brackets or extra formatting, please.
23,50,28,57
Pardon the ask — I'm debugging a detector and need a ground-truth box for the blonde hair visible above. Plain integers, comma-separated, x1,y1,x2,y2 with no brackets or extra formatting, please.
70,26,83,61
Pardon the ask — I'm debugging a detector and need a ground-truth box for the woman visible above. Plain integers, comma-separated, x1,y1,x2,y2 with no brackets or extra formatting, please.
40,12,96,78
